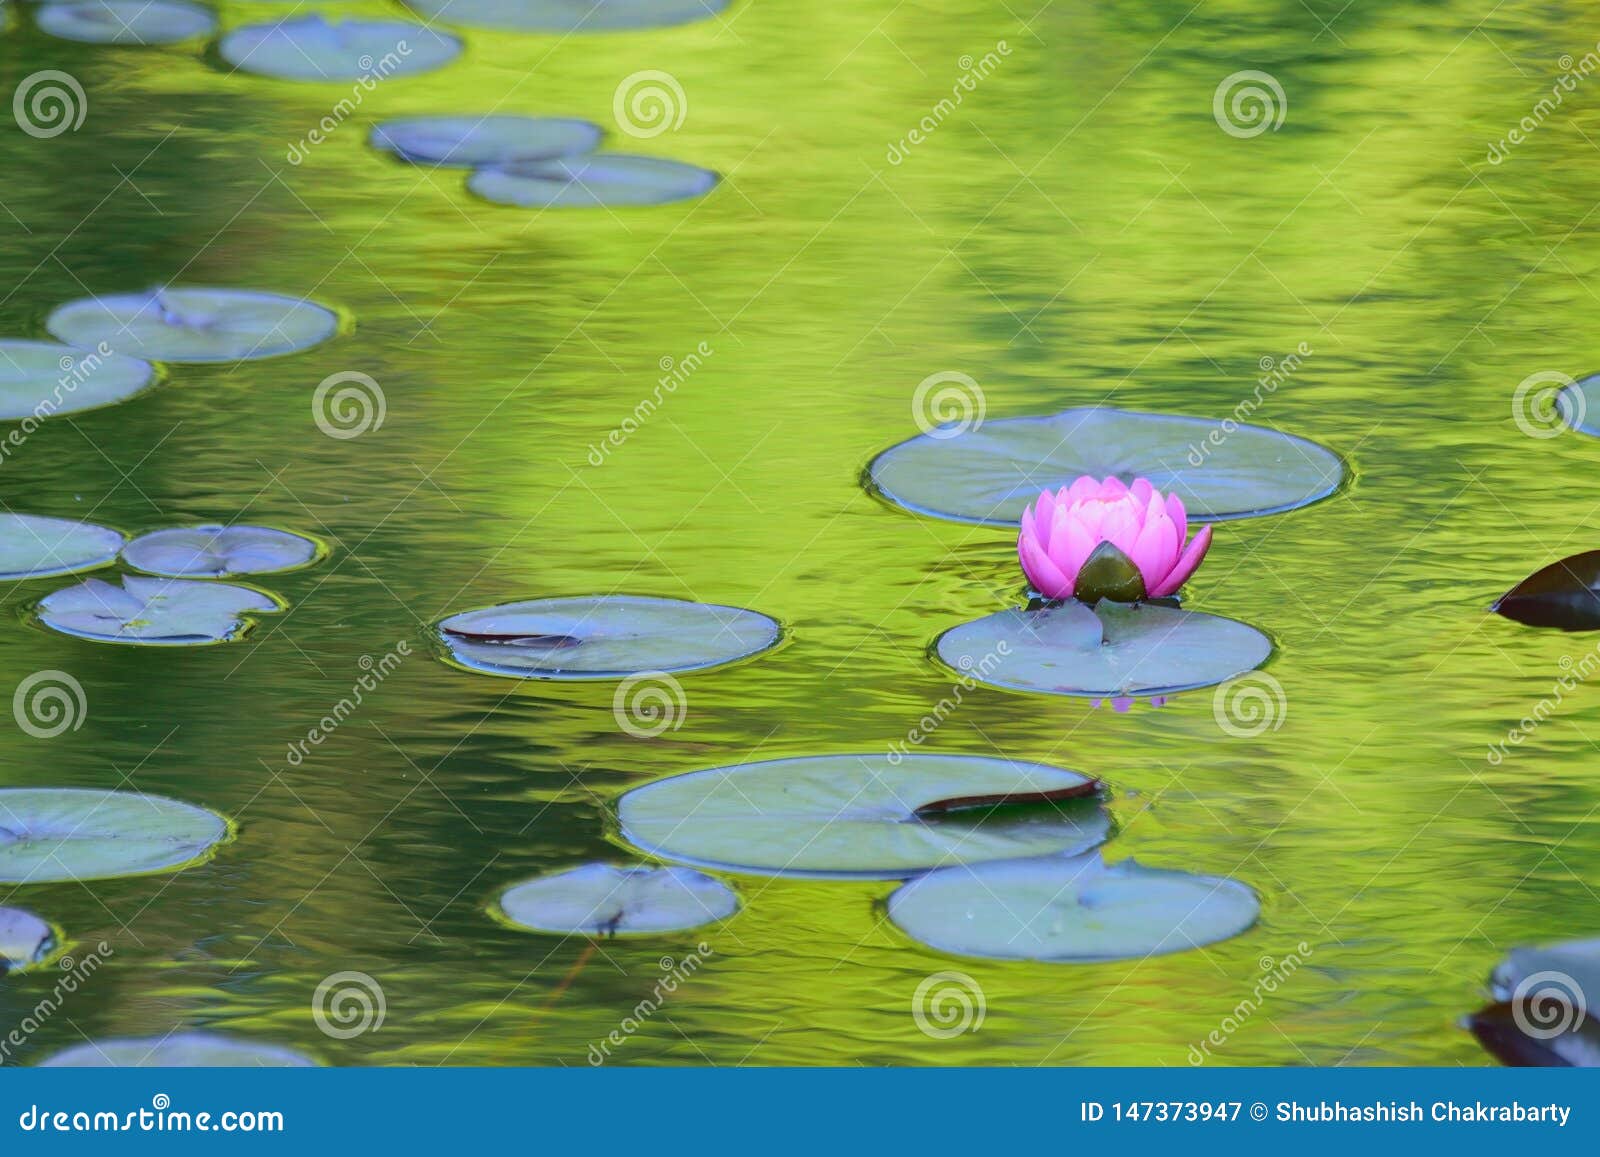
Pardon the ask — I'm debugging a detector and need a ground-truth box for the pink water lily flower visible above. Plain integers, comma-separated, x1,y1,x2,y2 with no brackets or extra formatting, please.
1018,476,1213,603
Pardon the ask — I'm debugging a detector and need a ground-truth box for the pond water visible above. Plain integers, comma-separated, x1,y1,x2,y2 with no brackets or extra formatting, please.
0,0,1596,1066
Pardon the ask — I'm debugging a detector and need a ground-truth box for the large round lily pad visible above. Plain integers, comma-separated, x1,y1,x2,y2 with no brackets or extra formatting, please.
468,155,718,208
936,600,1271,698
371,115,602,168
35,0,215,44
218,16,461,81
37,575,281,645
0,340,156,420
888,853,1261,962
0,906,56,972
46,287,339,363
41,1032,315,1067
402,0,731,33
617,754,1109,880
496,863,737,936
1491,937,1600,1012
438,595,779,679
869,407,1343,526
122,524,322,578
0,788,230,883
0,513,123,580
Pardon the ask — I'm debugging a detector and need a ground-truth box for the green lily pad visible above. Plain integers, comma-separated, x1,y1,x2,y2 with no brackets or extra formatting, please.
35,0,215,44
0,513,123,580
40,1032,315,1067
1491,936,1600,1021
0,788,229,883
496,863,737,936
0,340,156,420
37,575,282,645
0,906,56,972
122,524,322,578
401,0,731,33
218,16,461,81
371,116,602,168
468,155,717,208
46,287,339,363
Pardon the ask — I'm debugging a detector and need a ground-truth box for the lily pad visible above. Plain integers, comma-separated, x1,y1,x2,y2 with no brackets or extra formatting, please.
37,575,281,645
46,287,339,363
0,513,123,580
0,340,156,420
616,754,1110,880
35,0,215,44
40,1032,315,1067
1493,552,1600,630
496,863,737,936
0,788,229,883
218,16,461,81
0,906,56,973
1490,936,1600,1019
371,115,602,168
122,524,321,578
936,600,1270,698
438,595,779,678
888,853,1261,962
468,155,718,208
1467,1002,1600,1067
402,0,731,33
1558,374,1600,437
868,407,1343,526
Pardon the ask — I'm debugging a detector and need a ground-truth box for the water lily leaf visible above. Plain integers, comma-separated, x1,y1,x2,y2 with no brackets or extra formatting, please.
868,406,1343,526
0,906,56,973
936,600,1271,698
218,16,461,81
35,0,214,44
1493,552,1600,630
888,853,1261,962
617,754,1110,880
0,340,156,420
37,575,282,645
437,595,779,678
402,0,730,33
0,788,230,883
1466,1002,1600,1067
371,116,602,168
1558,375,1600,437
47,287,339,363
1487,936,1600,1055
40,1033,316,1067
0,513,123,580
496,863,737,936
122,524,321,578
468,155,718,208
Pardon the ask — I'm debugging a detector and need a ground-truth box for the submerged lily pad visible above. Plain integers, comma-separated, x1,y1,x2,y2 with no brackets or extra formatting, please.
37,575,281,645
438,595,779,678
869,407,1343,526
46,287,339,363
0,340,156,420
1493,552,1600,630
468,155,718,208
937,600,1270,698
371,116,602,168
402,0,731,33
218,16,461,81
0,788,229,883
0,513,123,580
122,525,321,578
496,863,737,936
888,853,1261,962
617,754,1109,880
0,906,56,973
35,0,215,44
41,1032,315,1067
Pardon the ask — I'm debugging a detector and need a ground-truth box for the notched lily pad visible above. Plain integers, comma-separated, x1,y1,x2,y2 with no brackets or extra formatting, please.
888,853,1261,962
122,524,322,578
37,575,282,645
47,287,339,363
0,906,56,973
0,340,156,420
0,788,230,883
35,0,215,44
1493,552,1600,630
0,513,123,580
495,863,737,936
437,595,779,678
617,754,1109,879
40,1032,315,1067
468,155,718,208
218,15,461,81
402,0,731,33
868,407,1343,526
371,116,602,168
936,599,1271,698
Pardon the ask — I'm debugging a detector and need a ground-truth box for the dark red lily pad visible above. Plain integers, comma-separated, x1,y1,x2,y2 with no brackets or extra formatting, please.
912,779,1102,817
1466,1001,1600,1067
1493,551,1600,630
